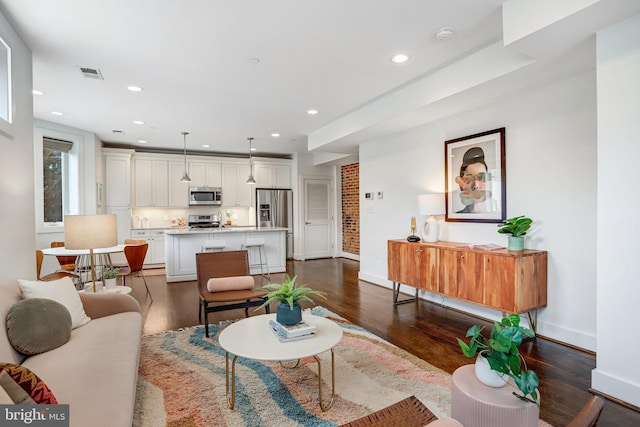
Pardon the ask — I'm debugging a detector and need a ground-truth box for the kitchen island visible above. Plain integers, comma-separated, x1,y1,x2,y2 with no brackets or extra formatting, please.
164,227,287,282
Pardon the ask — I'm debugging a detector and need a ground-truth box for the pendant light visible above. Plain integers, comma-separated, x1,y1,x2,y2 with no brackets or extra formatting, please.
180,131,191,182
246,137,256,184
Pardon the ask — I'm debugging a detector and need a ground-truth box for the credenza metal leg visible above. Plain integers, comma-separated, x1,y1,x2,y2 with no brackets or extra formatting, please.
393,282,419,305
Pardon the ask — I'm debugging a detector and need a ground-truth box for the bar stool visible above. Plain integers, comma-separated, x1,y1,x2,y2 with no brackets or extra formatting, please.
202,240,226,252
241,238,270,282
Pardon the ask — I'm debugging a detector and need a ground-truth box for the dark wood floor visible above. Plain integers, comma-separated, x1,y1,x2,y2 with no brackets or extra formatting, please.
132,258,638,427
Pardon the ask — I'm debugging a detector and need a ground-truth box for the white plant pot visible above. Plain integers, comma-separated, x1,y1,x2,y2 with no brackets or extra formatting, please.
104,278,117,290
475,352,508,388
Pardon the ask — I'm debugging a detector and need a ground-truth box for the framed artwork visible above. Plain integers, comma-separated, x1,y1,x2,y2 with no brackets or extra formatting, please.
445,127,506,223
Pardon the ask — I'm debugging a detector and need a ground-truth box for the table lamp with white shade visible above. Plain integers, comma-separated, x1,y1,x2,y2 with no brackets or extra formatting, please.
417,194,445,242
64,214,117,292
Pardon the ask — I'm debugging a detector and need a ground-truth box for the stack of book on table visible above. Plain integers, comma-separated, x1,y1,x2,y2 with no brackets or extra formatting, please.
269,318,317,342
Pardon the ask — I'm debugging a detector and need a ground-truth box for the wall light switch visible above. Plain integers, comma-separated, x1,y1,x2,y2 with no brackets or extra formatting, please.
365,192,373,200
377,191,383,199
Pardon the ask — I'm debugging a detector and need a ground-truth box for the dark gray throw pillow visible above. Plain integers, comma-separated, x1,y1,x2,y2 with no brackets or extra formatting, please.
6,298,72,355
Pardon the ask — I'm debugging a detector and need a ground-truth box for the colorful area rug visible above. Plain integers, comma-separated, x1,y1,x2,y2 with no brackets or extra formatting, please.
133,307,551,427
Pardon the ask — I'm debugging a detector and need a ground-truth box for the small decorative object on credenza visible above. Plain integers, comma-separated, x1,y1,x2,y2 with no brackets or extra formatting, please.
256,275,327,325
456,313,540,406
407,216,421,242
497,215,533,251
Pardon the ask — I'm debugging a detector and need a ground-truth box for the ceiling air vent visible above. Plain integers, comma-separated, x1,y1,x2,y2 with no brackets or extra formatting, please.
112,130,124,134
79,67,104,80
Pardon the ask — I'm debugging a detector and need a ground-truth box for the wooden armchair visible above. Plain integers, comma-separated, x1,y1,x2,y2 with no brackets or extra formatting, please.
566,395,605,427
196,250,270,337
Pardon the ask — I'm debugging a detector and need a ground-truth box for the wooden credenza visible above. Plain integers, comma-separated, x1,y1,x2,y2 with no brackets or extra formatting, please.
387,240,547,317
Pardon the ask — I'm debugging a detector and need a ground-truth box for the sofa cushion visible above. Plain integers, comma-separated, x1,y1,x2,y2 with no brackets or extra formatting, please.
7,298,72,355
22,311,142,426
18,277,90,329
0,363,57,404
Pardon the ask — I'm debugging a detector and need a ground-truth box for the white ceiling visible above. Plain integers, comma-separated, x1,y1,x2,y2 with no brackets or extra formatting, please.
1,1,637,161
0,0,506,157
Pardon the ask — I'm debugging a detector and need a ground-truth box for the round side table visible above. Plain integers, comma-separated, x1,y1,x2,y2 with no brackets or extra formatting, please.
451,365,539,427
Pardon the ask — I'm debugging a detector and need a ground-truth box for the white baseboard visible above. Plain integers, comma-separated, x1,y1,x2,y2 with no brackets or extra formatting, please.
592,368,640,408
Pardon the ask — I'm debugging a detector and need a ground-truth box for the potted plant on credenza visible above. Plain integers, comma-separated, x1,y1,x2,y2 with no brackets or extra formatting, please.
497,215,533,251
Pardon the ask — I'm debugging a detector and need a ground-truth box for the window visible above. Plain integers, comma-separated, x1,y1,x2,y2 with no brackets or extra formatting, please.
0,36,10,123
42,137,73,225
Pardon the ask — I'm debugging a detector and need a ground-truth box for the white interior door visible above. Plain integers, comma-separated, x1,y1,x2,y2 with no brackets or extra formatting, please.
303,178,333,259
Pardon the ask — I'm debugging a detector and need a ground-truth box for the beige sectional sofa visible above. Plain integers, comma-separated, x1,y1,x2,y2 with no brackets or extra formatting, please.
0,279,142,426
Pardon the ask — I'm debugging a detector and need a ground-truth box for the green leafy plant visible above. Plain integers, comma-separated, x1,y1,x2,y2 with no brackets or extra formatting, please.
497,215,533,237
457,314,540,406
256,275,327,310
102,266,120,279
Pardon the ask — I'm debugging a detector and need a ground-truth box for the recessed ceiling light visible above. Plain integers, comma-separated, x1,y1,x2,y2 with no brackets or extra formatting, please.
50,111,64,116
307,109,319,115
133,120,144,125
390,54,410,64
32,89,44,95
201,144,210,148
250,147,257,151
138,140,147,144
435,27,454,41
271,133,280,137
127,85,143,92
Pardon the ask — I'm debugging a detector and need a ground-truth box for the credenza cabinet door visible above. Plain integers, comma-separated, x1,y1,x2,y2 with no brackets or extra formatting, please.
439,249,483,304
387,241,438,292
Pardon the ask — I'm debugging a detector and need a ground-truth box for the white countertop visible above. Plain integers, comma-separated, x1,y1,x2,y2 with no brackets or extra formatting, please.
164,226,288,235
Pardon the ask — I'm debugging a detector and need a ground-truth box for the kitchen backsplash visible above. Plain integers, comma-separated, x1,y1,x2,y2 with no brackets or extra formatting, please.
131,206,255,228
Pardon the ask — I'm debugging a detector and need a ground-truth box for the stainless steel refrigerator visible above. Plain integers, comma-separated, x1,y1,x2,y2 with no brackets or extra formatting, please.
256,188,293,259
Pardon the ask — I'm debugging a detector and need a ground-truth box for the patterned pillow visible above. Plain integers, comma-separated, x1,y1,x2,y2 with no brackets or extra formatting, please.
0,364,57,404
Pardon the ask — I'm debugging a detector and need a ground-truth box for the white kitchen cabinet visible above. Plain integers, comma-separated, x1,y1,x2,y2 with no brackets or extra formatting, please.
254,163,291,188
134,158,169,207
168,161,189,207
104,152,132,207
130,228,167,266
222,163,253,207
188,160,222,187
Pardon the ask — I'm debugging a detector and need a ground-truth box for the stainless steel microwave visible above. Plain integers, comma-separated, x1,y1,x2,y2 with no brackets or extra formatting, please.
189,187,222,206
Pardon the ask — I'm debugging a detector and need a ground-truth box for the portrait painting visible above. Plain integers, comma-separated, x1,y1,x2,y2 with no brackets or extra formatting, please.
444,128,506,223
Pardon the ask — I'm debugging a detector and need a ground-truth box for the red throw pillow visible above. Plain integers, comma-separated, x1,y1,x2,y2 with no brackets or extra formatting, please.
0,363,57,404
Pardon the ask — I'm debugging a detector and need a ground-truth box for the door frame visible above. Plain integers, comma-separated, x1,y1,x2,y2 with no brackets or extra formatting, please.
297,175,336,261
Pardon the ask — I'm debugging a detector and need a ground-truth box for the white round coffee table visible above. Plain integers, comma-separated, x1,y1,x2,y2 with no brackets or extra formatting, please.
218,313,343,411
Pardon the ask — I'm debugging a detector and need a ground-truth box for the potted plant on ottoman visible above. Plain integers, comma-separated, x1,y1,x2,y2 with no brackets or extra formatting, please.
497,215,533,251
456,314,540,406
256,275,327,325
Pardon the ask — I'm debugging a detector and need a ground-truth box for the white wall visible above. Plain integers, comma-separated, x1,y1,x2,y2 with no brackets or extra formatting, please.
0,12,35,280
592,13,640,408
359,70,598,350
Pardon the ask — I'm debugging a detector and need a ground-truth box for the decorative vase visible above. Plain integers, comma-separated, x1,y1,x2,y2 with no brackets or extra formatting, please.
508,236,525,251
276,302,302,325
475,352,508,388
104,278,117,290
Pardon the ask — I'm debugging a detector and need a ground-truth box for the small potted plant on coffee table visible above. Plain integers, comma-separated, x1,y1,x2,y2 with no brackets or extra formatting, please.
256,275,327,325
457,314,540,406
